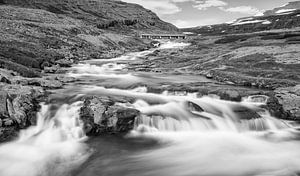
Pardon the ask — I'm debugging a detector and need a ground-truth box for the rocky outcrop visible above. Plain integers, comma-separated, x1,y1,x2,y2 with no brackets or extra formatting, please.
274,85,300,120
80,96,140,135
0,83,44,142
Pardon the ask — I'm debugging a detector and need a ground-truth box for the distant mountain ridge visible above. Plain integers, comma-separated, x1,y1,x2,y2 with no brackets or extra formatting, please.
264,1,300,16
182,1,300,35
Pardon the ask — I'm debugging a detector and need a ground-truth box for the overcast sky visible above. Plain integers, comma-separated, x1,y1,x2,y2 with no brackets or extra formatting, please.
122,0,293,28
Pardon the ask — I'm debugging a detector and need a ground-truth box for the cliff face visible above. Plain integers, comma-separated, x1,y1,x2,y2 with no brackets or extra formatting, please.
1,0,178,32
182,1,300,35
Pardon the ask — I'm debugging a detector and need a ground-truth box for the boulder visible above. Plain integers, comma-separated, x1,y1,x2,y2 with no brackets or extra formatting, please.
217,90,242,102
80,96,140,135
274,85,300,120
0,84,44,141
264,95,288,119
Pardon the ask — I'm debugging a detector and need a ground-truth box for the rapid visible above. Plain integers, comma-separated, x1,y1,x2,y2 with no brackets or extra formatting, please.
1,41,300,176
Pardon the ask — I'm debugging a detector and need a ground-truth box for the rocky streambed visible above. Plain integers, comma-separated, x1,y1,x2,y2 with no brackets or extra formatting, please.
1,40,299,142
0,41,300,176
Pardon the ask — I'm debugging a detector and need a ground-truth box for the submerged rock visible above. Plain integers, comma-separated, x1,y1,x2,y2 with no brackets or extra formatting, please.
80,96,140,135
231,105,262,121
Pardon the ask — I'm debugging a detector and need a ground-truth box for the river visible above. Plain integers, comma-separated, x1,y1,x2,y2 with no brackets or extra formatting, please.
1,41,300,176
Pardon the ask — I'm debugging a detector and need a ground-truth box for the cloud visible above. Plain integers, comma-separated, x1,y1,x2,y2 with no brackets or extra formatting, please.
121,0,191,15
219,6,262,15
173,18,224,28
193,0,227,10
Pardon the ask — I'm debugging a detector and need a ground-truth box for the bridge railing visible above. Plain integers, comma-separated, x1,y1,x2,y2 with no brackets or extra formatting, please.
140,34,186,40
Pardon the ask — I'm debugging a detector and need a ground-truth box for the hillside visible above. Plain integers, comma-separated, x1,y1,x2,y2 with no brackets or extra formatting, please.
182,1,300,35
1,0,178,32
0,0,178,77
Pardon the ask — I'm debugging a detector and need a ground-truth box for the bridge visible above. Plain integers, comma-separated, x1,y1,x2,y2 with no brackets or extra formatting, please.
140,34,186,40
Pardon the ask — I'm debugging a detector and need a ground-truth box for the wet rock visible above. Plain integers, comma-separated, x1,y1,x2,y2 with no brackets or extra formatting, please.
206,73,213,79
231,105,261,120
55,76,76,83
0,69,13,84
0,91,9,118
80,96,140,135
243,93,298,120
1,83,44,98
216,90,242,102
13,77,63,89
244,95,269,104
274,85,300,120
44,65,60,73
264,95,288,119
10,95,35,128
0,75,11,84
185,101,204,112
0,84,44,141
116,108,140,132
55,59,74,67
0,127,18,142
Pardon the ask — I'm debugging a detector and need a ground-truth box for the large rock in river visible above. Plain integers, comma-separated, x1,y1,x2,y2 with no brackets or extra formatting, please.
274,85,300,120
80,96,140,135
0,83,44,142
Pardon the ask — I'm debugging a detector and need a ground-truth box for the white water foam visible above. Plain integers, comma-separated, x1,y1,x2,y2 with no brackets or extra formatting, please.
80,86,291,133
159,41,191,49
0,102,90,176
131,131,300,176
68,63,139,82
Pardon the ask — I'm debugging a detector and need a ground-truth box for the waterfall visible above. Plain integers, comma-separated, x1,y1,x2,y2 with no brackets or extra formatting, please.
131,98,290,134
0,102,90,176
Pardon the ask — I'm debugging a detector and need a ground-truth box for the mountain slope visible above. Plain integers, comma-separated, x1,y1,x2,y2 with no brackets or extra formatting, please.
264,1,300,16
0,0,178,77
182,1,300,35
1,0,178,32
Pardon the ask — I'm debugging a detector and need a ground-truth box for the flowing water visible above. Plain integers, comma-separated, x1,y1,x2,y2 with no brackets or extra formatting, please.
1,41,300,176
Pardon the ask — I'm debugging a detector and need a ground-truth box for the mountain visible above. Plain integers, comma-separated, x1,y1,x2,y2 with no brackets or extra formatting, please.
0,0,177,32
263,1,300,16
0,0,178,77
182,1,300,35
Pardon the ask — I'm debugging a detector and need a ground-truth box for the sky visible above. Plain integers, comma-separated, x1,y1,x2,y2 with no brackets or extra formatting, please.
121,0,294,28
